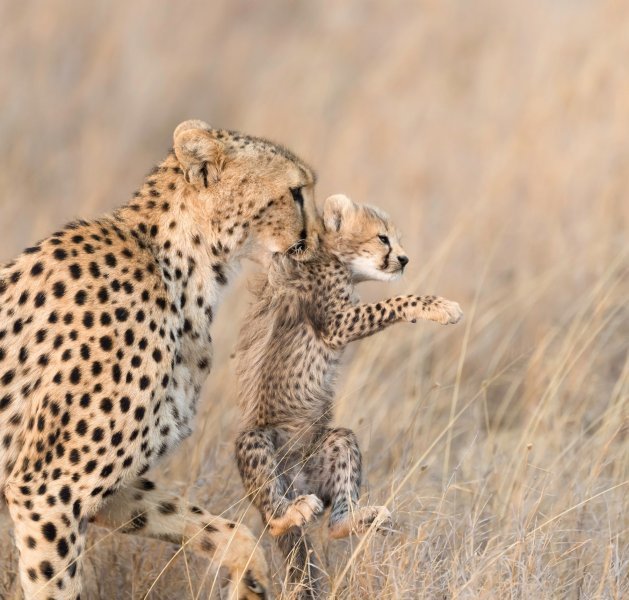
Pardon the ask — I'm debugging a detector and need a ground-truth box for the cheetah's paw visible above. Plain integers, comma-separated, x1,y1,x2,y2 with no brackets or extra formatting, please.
429,298,463,325
268,494,324,537
215,524,271,600
329,505,392,539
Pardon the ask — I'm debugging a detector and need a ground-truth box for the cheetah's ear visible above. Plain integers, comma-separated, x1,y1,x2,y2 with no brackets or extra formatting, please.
323,194,356,233
173,120,226,188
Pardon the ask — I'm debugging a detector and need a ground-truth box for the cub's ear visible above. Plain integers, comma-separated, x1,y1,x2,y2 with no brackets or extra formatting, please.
323,194,356,232
173,120,226,188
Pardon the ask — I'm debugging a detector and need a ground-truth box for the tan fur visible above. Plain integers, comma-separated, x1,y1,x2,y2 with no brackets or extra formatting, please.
328,505,392,540
0,119,321,600
235,195,462,597
267,495,323,537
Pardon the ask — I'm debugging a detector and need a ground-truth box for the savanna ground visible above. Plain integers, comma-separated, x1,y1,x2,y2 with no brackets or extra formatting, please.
0,1,627,598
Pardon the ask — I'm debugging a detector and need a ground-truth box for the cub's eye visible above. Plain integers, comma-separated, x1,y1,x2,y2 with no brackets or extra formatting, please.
378,234,390,245
290,187,304,207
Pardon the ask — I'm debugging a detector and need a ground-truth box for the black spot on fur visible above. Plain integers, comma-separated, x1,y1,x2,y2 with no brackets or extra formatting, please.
42,522,57,542
99,336,113,351
0,394,13,411
158,501,177,515
99,398,113,413
129,511,147,531
57,537,69,558
53,281,66,298
69,263,82,279
119,396,130,412
115,307,129,322
39,560,54,580
59,485,72,504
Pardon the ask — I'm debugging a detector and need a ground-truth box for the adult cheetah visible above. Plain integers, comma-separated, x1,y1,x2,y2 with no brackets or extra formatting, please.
0,119,319,599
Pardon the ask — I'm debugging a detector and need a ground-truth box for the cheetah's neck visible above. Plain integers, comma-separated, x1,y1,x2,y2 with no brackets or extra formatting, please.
113,154,253,319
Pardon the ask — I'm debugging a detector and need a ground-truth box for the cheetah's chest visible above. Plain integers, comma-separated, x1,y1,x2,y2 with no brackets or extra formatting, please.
146,252,233,444
145,299,216,459
165,351,212,450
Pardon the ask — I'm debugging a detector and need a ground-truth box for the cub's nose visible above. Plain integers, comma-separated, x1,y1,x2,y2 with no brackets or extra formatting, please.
398,255,409,268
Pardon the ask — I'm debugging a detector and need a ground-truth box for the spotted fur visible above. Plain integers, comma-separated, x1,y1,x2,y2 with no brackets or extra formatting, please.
235,195,462,597
0,119,320,600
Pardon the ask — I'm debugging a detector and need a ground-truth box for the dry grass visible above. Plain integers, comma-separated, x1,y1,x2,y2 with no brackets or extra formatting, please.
0,1,627,598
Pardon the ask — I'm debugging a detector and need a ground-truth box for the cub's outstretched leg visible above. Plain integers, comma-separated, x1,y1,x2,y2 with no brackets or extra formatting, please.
235,428,323,537
306,427,391,539
92,478,269,599
323,295,462,349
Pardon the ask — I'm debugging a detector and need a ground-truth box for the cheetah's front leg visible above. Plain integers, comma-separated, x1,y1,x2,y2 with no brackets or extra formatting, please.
92,478,270,600
5,475,89,600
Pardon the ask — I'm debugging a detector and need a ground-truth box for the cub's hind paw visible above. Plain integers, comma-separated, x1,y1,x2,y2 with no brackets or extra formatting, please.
329,505,392,539
268,494,324,537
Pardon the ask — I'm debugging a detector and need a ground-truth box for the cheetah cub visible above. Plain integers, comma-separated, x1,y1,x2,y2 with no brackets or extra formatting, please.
235,194,462,594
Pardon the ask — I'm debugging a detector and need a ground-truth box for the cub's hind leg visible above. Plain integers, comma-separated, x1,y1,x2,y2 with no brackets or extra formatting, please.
235,428,322,537
92,478,270,600
236,428,324,598
307,427,391,539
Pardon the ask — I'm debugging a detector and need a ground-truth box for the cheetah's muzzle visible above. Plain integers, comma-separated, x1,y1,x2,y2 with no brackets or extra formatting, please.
288,228,308,255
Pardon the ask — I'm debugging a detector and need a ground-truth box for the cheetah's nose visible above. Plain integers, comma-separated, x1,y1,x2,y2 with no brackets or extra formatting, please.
398,255,409,268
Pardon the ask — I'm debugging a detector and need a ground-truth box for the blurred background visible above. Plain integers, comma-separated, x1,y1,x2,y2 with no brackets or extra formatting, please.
0,1,627,598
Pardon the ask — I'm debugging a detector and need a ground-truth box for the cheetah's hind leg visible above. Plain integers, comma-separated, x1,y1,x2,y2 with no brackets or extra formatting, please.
328,505,392,540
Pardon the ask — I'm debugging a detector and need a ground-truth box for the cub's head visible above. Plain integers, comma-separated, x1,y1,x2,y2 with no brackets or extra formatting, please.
173,119,320,258
322,194,409,282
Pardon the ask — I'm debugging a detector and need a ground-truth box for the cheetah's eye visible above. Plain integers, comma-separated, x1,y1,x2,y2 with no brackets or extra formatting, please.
290,187,304,208
378,234,390,245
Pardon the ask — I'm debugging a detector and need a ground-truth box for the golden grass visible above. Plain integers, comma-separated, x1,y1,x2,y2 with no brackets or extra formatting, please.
0,1,627,598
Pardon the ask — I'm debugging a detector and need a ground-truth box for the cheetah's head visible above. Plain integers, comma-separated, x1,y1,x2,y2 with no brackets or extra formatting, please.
322,194,409,282
174,120,320,260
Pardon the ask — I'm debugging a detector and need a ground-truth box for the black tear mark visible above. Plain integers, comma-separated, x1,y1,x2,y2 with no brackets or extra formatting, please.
200,162,209,188
381,246,391,271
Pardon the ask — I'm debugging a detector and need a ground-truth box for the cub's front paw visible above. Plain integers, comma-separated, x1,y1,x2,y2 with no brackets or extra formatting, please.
268,494,324,537
407,296,463,325
437,299,463,324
